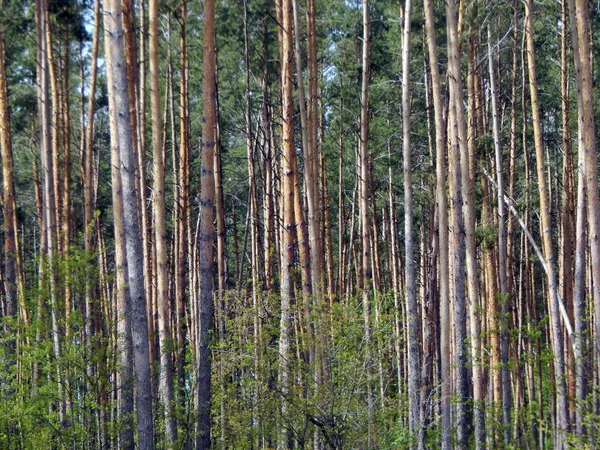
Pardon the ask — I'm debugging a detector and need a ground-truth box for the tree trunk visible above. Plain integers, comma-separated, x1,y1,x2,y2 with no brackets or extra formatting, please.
107,65,135,449
559,0,577,428
197,0,217,446
359,1,373,443
488,28,511,444
104,0,155,446
400,0,421,445
446,0,470,445
465,30,486,449
423,0,450,446
524,0,568,445
277,0,297,447
0,2,24,328
36,0,63,421
567,0,600,393
306,0,324,298
148,0,176,443
175,0,189,414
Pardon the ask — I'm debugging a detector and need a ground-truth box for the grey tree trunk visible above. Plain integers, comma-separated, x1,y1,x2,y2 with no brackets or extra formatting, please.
106,60,134,449
400,0,421,446
446,0,470,445
423,0,450,446
196,0,217,447
567,0,600,393
103,0,155,446
524,0,568,446
277,0,297,447
488,28,511,445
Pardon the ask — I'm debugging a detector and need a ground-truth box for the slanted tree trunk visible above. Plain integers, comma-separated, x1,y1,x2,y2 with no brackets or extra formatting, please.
524,0,568,445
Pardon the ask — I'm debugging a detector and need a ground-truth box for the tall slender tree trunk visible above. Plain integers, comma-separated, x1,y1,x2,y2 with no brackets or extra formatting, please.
359,1,373,443
559,0,577,428
81,0,101,347
337,93,345,299
488,28,511,444
43,8,63,258
214,85,227,310
290,1,317,380
567,0,600,390
423,0,450,446
566,0,595,435
446,0,470,445
123,0,155,370
197,0,217,446
306,0,324,298
524,0,568,445
107,61,135,449
400,0,421,445
175,0,189,412
148,0,176,443
465,29,485,450
60,26,72,321
104,0,155,446
0,2,24,328
276,0,299,447
36,0,64,421
242,8,262,443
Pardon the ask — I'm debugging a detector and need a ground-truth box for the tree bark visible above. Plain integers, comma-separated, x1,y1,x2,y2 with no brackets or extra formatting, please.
107,59,135,449
0,2,24,327
488,28,511,445
104,0,155,446
175,0,189,413
423,0,450,446
446,0,470,445
524,1,568,445
567,0,600,393
465,29,486,449
196,0,217,446
148,0,176,443
400,0,421,445
359,1,373,443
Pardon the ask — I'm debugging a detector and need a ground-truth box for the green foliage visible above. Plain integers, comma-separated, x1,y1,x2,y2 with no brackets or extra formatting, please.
211,290,411,449
0,250,117,450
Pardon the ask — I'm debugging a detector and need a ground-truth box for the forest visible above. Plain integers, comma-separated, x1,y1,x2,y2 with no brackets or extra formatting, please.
1,0,600,448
